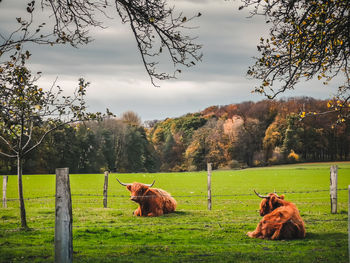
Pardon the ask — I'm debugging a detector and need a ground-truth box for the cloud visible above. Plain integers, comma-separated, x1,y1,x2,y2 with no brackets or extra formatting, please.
0,0,342,122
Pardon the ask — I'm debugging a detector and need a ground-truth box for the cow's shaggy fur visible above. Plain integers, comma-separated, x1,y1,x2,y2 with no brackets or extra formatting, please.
125,183,176,217
247,193,306,240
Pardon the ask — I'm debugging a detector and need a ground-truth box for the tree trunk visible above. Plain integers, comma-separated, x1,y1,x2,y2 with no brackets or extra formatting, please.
17,156,28,229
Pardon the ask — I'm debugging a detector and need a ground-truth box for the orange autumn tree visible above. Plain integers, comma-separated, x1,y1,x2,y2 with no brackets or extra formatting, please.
185,119,230,170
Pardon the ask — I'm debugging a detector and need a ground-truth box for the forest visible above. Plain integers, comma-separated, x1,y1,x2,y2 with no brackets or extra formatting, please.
1,97,349,175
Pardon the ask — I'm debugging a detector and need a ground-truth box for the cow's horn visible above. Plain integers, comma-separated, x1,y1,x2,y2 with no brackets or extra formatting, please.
144,180,155,188
254,189,269,199
116,178,131,186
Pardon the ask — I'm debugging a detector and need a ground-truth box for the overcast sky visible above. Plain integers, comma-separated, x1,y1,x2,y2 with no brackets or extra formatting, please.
0,0,342,122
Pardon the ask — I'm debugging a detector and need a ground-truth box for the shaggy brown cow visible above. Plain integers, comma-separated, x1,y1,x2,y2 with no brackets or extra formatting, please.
247,190,306,240
116,178,177,217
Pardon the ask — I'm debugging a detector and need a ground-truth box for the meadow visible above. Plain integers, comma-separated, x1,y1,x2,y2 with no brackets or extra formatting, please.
0,162,349,262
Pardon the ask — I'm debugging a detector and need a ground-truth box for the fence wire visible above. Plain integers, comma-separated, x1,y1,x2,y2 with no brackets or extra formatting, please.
0,217,347,233
3,187,348,202
1,188,348,242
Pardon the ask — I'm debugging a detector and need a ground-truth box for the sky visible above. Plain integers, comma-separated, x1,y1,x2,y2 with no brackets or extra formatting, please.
0,0,342,122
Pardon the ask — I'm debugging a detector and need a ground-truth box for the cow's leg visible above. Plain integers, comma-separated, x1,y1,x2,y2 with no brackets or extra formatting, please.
133,206,142,216
247,222,263,238
270,225,282,240
147,209,163,217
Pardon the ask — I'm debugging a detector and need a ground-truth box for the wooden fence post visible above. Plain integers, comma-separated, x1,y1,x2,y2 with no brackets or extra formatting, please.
330,165,338,214
103,171,109,208
55,168,73,263
207,163,212,211
2,176,8,208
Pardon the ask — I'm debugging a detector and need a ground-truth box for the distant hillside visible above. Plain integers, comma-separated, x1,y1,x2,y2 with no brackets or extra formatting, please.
2,97,348,174
147,97,349,171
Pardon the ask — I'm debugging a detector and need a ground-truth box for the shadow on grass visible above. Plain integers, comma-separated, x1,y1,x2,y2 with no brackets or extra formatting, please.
155,210,192,219
172,211,191,216
306,231,347,240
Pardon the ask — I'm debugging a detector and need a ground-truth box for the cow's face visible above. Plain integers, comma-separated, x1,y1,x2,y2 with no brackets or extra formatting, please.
126,183,149,203
259,193,285,216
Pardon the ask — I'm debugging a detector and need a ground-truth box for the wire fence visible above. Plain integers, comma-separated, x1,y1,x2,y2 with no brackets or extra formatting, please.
1,188,348,231
4,187,349,202
1,187,349,262
3,188,349,213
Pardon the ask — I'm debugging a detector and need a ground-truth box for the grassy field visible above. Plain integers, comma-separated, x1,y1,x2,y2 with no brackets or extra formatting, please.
0,162,349,262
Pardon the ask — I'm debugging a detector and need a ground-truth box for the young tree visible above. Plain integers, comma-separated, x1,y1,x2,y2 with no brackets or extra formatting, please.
0,0,202,85
239,0,350,119
0,53,103,229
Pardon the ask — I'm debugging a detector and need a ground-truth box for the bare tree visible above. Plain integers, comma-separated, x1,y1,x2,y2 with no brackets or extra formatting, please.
0,52,106,229
121,111,142,126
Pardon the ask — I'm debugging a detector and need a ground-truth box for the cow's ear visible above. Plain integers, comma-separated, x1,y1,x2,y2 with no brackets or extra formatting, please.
279,194,285,200
127,185,132,191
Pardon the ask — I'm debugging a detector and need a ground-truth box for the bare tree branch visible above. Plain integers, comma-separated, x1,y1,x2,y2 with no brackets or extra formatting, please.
240,0,350,120
1,0,202,84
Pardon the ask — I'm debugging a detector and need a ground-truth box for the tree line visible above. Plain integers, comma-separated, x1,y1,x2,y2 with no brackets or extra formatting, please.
0,97,348,175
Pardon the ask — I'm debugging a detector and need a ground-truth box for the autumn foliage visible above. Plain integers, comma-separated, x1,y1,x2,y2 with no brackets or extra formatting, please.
238,0,350,121
0,97,349,174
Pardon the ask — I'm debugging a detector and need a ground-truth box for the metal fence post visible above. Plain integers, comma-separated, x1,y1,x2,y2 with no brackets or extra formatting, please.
55,168,73,263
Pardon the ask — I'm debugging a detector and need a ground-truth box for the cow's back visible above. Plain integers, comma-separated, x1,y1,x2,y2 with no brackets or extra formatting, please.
268,204,306,239
154,188,177,213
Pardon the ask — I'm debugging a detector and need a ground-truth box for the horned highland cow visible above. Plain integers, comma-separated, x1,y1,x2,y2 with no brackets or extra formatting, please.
247,190,306,240
116,178,177,217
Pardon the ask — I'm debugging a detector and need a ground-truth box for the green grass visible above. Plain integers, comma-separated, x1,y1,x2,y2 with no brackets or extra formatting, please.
0,162,349,262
